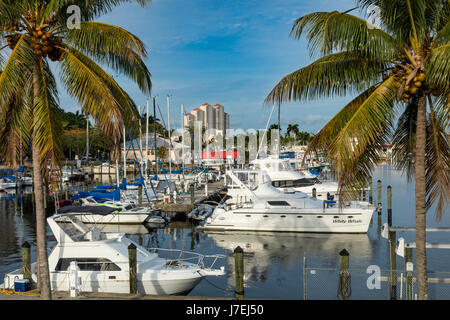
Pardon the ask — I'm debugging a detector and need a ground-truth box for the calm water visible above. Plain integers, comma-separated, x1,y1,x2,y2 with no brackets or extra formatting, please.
1,166,449,299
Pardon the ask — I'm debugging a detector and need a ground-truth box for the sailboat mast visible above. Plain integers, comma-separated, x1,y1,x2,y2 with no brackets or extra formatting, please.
146,99,150,169
181,104,185,170
153,96,158,175
167,95,171,174
86,114,89,166
278,102,281,157
123,125,126,180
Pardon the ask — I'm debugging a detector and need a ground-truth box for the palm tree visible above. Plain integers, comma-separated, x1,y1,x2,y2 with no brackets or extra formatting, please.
286,123,300,144
0,0,152,299
265,0,449,299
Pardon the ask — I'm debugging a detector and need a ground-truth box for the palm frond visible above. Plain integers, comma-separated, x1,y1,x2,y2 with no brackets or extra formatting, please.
265,51,385,105
391,100,417,181
58,45,140,141
426,98,450,219
327,76,396,174
426,44,450,93
356,0,428,45
44,0,151,21
0,34,34,107
63,21,152,93
290,10,400,59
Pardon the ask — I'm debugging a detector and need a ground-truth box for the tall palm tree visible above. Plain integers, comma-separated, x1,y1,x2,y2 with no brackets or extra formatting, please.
266,0,449,299
0,0,152,299
286,123,300,144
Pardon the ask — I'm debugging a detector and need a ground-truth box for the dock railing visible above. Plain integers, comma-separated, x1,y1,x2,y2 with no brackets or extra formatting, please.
303,266,450,300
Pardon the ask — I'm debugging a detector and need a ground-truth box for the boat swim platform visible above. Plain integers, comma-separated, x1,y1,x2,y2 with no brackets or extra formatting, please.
0,290,235,300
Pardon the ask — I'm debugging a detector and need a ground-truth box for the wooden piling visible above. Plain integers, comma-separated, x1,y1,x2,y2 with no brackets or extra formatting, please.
21,241,32,284
337,249,351,300
387,185,392,227
128,243,137,294
312,188,316,199
234,246,244,300
388,230,397,300
368,178,373,204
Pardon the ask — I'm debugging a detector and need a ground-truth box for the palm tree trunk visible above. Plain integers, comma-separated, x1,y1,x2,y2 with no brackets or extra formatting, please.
415,94,428,300
32,63,52,300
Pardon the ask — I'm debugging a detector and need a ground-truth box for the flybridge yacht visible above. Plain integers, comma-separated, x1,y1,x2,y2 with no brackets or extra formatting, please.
1,214,225,295
200,170,375,233
56,197,168,225
249,156,339,200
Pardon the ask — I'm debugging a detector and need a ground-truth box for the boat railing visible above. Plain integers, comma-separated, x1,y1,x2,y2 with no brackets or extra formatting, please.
147,248,226,270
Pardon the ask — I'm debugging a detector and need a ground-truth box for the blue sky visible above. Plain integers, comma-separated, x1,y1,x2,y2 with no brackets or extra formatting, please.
61,0,364,133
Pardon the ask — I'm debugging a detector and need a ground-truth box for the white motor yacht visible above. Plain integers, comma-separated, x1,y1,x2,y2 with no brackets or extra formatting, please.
1,214,225,295
249,156,339,200
200,170,375,233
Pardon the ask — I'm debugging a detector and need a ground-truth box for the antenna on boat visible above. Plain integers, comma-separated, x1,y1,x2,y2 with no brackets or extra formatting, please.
256,103,276,159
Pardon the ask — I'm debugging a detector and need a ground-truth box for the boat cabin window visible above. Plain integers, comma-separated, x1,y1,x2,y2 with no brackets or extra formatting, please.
272,178,320,188
267,201,291,206
55,258,121,271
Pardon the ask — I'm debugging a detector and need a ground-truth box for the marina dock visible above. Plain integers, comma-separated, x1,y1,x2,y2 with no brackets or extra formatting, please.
0,291,234,300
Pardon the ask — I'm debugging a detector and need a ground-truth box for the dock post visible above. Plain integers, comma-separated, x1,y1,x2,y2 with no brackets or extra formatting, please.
65,190,69,201
234,246,244,300
138,184,143,207
337,249,351,300
21,241,32,284
312,188,316,198
368,178,373,204
128,243,137,294
405,247,413,300
388,230,397,300
387,186,392,227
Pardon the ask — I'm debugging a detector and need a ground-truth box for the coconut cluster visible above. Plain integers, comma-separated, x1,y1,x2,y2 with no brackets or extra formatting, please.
399,72,426,103
5,34,21,50
381,55,428,103
31,25,63,61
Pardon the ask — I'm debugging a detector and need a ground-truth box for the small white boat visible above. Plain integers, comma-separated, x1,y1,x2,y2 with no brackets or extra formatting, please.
1,214,225,295
76,197,169,225
200,170,375,233
0,177,17,190
57,205,151,225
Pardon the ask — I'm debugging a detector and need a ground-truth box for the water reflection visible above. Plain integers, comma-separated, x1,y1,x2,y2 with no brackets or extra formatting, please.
204,231,373,286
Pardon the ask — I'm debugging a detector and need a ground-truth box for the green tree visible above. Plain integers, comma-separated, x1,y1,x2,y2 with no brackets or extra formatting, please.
0,0,152,299
265,0,449,299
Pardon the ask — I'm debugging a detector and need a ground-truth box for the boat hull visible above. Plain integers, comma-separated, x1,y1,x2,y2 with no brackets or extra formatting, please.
2,268,205,296
200,208,375,233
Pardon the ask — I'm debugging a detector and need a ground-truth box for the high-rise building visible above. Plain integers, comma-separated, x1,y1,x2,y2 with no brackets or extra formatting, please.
184,103,230,136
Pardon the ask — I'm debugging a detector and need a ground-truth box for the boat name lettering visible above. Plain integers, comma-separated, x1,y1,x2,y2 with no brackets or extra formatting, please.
333,219,362,224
